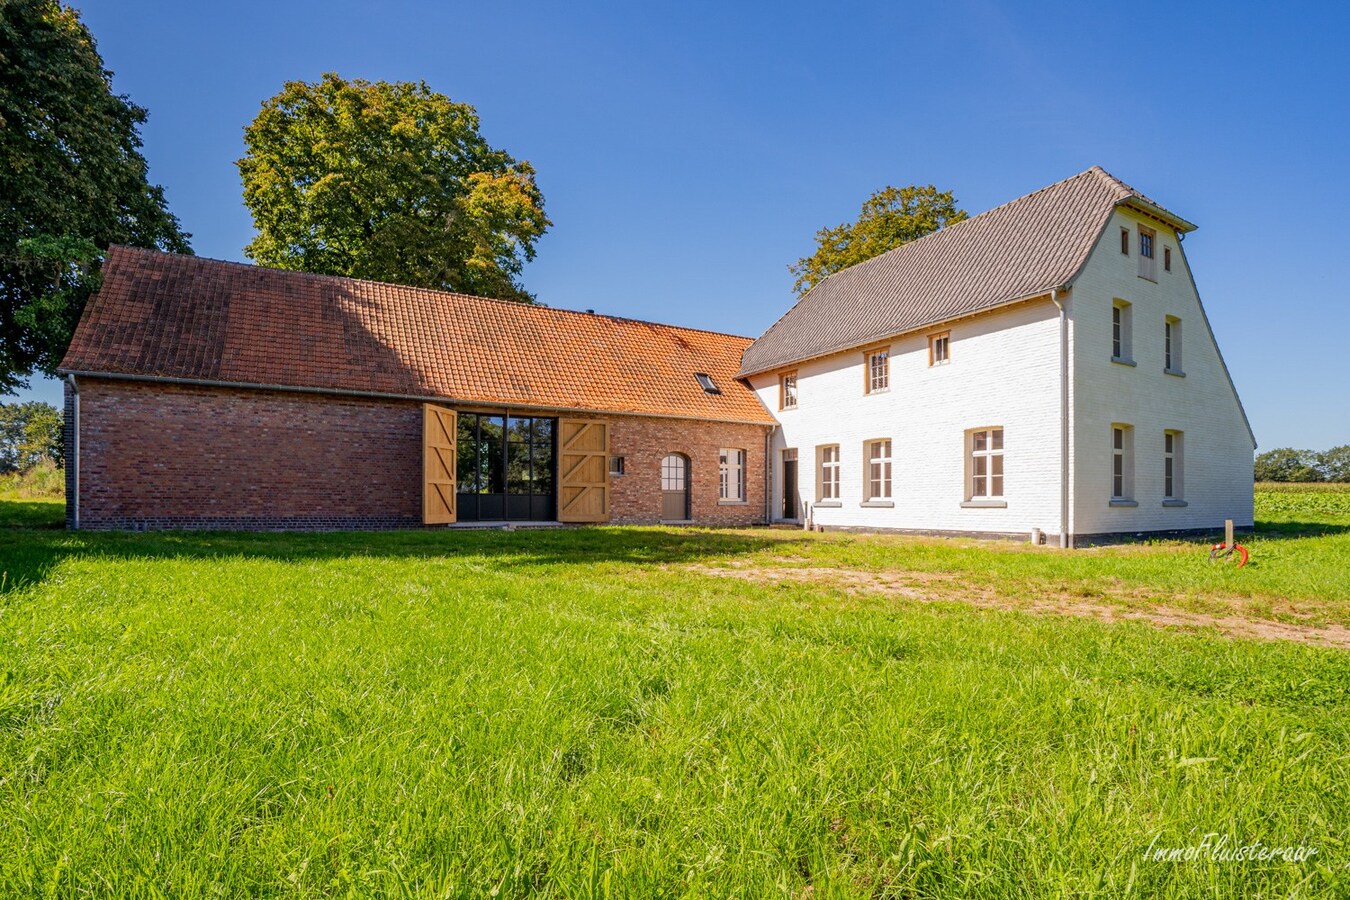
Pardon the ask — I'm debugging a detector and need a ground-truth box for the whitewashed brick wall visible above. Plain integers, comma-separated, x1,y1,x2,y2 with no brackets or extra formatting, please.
749,299,1067,537
1069,209,1255,534
749,209,1254,540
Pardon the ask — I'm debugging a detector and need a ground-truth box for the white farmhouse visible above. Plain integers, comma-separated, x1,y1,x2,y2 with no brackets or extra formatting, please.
739,167,1255,545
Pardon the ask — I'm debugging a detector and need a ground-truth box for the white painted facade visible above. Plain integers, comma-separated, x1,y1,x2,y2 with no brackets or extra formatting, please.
749,211,1254,542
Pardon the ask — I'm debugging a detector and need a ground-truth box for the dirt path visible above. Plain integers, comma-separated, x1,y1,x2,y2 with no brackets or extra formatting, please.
687,562,1350,650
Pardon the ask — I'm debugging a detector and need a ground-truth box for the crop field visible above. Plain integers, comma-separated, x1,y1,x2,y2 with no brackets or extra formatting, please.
1,486,1347,897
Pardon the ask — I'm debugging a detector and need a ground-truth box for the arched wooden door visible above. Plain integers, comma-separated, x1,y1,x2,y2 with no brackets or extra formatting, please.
661,453,690,521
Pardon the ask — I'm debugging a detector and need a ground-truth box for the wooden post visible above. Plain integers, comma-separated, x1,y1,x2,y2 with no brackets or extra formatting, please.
1225,519,1234,548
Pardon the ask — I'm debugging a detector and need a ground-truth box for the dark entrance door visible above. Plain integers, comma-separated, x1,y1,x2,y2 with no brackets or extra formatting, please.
661,454,689,521
782,449,799,520
456,413,556,521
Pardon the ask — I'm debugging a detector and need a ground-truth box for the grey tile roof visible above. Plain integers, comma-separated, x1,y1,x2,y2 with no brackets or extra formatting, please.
738,166,1194,377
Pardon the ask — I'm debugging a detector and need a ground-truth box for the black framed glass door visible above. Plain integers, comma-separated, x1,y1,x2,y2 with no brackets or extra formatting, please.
456,414,556,521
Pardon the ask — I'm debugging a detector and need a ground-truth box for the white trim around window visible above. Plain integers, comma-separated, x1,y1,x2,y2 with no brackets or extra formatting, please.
865,347,890,394
780,372,798,409
1111,424,1136,505
862,438,892,504
1163,430,1186,505
963,427,1006,507
718,447,746,502
816,444,840,505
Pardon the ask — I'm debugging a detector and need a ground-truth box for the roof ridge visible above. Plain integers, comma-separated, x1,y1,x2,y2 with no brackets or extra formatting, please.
811,167,1122,291
104,245,755,343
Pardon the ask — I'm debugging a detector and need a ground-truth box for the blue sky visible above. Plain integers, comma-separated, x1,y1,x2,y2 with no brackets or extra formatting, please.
16,1,1348,449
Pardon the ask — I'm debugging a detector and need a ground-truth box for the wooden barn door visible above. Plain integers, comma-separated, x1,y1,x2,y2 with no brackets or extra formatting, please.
423,404,458,524
557,419,609,523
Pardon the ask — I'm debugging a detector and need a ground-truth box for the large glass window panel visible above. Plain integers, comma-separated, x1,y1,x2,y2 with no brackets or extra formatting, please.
456,413,479,492
480,416,505,494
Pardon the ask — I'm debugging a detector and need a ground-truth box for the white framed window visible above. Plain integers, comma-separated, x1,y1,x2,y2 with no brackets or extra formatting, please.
1120,227,1130,255
780,372,798,409
1112,424,1135,501
609,456,625,476
1112,300,1133,362
968,428,1004,499
864,439,892,500
661,454,686,491
1164,430,1184,501
866,348,890,393
817,444,840,501
929,331,950,366
1137,226,1157,280
1164,245,1172,272
719,448,745,502
1164,316,1182,373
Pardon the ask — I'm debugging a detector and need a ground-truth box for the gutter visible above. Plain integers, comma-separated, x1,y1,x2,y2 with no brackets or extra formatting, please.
1050,289,1070,549
737,287,1059,380
64,374,79,530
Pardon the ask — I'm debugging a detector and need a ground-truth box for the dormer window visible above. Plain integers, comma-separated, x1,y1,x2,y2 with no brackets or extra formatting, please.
694,372,720,394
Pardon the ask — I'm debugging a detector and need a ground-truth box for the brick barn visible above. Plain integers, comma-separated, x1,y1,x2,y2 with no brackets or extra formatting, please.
59,247,773,530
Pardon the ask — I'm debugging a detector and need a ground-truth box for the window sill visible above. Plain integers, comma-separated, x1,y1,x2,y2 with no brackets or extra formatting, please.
1162,499,1188,507
717,499,749,506
1110,356,1137,367
960,500,1007,509
1164,368,1186,378
860,500,894,508
1109,499,1138,508
1137,274,1157,283
865,389,890,396
813,500,841,508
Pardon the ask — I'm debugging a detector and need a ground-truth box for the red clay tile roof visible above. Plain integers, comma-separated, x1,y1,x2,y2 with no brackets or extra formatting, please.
60,247,775,425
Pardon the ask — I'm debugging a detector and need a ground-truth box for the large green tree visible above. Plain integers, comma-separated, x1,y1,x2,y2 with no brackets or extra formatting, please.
1254,447,1325,483
238,73,550,303
0,0,190,392
0,400,61,472
790,185,967,296
1317,445,1350,483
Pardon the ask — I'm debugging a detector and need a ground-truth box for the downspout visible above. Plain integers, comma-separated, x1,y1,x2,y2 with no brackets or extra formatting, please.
1050,290,1069,549
764,429,772,524
65,374,79,530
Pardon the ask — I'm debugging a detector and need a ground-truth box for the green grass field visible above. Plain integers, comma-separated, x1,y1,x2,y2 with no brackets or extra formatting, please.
2,487,1348,897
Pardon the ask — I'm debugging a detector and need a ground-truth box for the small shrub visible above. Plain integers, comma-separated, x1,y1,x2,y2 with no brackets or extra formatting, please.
0,459,64,498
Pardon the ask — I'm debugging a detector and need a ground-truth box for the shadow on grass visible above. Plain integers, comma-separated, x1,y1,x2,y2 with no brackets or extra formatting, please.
0,499,809,595
1251,521,1350,541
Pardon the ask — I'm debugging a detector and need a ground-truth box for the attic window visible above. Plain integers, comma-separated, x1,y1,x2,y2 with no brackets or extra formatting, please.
695,372,720,394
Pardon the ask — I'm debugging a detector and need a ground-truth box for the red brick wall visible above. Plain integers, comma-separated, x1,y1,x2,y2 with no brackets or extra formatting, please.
73,379,769,530
604,415,768,526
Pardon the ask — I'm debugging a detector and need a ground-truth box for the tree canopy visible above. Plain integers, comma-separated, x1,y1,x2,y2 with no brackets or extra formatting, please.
238,73,550,303
789,184,967,296
0,400,62,472
1254,446,1349,483
0,0,190,392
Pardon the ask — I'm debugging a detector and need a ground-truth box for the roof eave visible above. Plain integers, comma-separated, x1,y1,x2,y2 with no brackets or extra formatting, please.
735,286,1067,379
56,369,779,428
1119,198,1197,234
